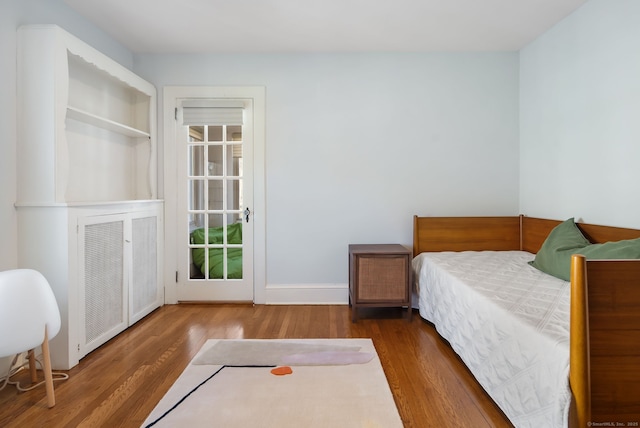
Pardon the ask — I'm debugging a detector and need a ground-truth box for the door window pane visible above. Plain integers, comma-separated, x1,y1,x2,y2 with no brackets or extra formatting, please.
208,213,224,230
227,178,241,211
189,126,204,142
226,248,242,279
228,212,242,225
188,145,204,177
227,126,242,141
228,144,242,176
208,179,223,211
189,213,204,233
207,126,223,142
207,145,223,176
188,180,204,210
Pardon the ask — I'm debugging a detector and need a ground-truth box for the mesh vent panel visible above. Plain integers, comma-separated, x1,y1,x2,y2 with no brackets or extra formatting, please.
84,221,124,344
132,216,158,314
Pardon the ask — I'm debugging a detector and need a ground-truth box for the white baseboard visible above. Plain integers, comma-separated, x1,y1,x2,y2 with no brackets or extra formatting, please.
265,283,349,304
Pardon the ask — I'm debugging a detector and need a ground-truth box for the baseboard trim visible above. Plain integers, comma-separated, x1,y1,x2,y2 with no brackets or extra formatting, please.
265,283,349,304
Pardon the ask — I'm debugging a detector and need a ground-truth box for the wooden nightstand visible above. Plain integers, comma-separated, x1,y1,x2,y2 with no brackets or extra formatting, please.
348,244,412,322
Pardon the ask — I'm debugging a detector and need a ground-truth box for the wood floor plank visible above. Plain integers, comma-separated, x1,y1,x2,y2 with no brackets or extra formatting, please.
0,304,512,427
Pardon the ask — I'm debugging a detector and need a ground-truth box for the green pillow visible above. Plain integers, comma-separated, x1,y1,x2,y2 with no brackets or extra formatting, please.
529,218,590,281
578,237,640,261
530,218,640,281
190,223,243,245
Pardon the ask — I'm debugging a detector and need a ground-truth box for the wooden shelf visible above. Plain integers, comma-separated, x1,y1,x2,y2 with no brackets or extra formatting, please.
66,106,150,139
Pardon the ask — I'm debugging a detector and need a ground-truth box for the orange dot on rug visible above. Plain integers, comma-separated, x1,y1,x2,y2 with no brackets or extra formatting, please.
270,366,293,376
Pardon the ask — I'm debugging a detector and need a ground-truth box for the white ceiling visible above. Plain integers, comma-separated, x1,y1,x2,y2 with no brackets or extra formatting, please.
64,0,587,54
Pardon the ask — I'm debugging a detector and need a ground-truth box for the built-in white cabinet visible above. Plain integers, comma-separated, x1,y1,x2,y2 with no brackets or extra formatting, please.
78,207,162,358
15,25,163,369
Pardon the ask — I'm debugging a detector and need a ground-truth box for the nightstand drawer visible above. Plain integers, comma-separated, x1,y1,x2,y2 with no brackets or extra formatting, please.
357,255,408,301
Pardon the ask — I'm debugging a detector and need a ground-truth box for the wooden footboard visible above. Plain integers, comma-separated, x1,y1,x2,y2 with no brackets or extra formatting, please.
570,254,640,427
413,215,640,428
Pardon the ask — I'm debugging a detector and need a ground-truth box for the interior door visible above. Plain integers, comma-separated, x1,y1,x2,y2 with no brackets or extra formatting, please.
175,99,254,302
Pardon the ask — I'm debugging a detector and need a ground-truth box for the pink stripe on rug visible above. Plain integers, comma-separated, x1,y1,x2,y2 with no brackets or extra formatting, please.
281,351,374,365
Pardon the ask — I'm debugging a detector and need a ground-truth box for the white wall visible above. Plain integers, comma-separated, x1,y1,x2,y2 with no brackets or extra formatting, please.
6,0,636,300
0,0,135,272
0,5,17,272
135,52,520,289
520,0,640,229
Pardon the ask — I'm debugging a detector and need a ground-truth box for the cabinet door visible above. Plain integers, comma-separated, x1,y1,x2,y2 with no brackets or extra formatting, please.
130,213,161,324
78,214,128,357
357,255,408,302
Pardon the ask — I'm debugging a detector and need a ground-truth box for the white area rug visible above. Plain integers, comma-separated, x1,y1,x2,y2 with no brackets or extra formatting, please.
142,339,403,428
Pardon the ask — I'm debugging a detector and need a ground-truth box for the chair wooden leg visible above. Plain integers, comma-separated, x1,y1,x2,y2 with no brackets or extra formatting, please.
27,349,38,384
41,328,55,408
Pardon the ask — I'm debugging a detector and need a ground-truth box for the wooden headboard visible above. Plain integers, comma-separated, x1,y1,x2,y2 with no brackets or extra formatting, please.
413,215,640,255
412,216,520,255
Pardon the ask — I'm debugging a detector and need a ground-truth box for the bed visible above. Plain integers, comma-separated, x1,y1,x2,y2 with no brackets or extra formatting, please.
412,215,640,428
190,223,243,279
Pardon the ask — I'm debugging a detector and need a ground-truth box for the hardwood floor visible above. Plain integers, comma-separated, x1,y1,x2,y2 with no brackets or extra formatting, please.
0,304,513,427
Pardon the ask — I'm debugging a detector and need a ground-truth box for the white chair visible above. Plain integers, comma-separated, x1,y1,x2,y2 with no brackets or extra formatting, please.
0,269,63,408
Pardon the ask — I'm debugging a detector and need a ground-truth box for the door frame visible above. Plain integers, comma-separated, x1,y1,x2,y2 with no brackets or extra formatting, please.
163,86,266,304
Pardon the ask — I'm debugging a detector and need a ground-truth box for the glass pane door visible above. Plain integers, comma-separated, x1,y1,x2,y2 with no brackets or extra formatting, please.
187,125,244,281
168,89,261,304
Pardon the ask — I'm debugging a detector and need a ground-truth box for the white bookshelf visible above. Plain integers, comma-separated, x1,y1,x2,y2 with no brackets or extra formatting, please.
66,106,151,139
16,25,163,369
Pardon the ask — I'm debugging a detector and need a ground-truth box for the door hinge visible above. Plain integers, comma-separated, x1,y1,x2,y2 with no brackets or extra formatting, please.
176,271,179,283
175,107,178,121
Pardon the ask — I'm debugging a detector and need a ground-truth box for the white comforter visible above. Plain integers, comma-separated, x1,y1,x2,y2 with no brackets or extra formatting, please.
413,251,572,428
